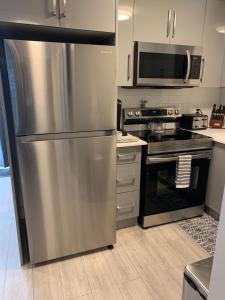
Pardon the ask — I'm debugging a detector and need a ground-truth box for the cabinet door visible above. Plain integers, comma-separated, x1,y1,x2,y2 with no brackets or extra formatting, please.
59,0,115,32
133,0,171,43
117,0,134,86
0,0,59,26
202,0,225,87
171,0,206,46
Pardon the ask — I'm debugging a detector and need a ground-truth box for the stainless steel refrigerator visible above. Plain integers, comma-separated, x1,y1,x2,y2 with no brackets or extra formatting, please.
5,40,116,264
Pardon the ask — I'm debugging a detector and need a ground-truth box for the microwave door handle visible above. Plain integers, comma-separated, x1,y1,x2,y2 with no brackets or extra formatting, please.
184,50,191,83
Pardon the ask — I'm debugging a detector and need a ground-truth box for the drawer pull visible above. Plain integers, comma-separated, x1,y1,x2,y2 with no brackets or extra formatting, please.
117,153,136,162
116,177,135,186
117,203,135,214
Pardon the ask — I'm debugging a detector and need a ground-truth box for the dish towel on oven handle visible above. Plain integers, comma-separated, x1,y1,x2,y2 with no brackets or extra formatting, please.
175,155,192,189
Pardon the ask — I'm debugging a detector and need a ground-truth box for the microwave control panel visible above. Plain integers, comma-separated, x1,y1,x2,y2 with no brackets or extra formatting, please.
190,55,202,79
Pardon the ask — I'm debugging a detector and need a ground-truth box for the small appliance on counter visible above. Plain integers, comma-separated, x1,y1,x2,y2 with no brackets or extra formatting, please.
182,257,213,300
209,104,225,128
181,109,208,130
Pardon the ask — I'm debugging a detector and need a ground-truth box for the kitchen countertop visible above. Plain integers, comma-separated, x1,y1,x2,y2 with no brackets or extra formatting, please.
191,128,225,145
117,134,147,148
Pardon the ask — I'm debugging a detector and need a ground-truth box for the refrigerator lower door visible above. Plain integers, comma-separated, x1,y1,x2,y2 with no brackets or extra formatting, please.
17,135,116,264
0,102,8,168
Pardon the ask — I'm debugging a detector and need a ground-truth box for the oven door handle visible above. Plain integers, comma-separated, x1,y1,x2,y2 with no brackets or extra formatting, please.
146,152,211,165
184,50,191,83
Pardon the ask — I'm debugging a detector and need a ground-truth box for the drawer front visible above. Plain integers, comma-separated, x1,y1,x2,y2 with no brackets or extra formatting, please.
116,191,140,221
117,147,141,164
116,163,140,193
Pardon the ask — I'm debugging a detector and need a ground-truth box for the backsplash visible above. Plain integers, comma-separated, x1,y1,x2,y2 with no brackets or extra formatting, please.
220,87,225,104
118,87,221,118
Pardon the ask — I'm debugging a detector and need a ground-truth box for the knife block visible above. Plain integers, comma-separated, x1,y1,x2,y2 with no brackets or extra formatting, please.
210,117,224,128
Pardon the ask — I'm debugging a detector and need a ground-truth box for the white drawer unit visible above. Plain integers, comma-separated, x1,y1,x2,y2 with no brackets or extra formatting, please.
116,191,140,221
117,146,141,164
116,145,142,228
116,163,140,193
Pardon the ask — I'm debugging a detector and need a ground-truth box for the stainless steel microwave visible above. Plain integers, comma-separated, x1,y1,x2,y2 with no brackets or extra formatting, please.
134,42,204,87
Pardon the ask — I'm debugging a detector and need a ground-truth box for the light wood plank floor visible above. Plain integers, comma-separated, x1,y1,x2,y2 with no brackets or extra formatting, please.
0,177,209,300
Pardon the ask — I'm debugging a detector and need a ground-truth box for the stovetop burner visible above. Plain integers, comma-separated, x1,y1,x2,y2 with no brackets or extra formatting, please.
128,129,213,155
130,129,211,143
123,106,213,154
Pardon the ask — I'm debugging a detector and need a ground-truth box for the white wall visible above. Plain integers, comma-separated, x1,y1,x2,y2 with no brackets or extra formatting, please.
118,87,221,118
208,187,225,300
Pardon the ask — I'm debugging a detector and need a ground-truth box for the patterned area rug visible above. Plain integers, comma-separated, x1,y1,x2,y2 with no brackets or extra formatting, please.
178,214,218,256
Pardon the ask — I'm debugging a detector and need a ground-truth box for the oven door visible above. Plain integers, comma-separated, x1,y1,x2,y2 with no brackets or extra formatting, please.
140,151,211,223
135,42,203,87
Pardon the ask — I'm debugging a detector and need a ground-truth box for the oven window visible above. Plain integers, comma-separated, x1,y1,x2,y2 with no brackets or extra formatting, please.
141,158,210,215
139,52,187,79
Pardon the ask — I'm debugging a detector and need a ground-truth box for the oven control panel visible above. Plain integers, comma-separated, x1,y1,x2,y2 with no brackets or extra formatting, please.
124,107,181,121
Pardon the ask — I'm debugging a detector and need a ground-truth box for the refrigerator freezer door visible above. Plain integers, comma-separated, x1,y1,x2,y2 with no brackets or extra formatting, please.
63,43,116,132
17,135,116,263
5,40,65,136
5,40,116,136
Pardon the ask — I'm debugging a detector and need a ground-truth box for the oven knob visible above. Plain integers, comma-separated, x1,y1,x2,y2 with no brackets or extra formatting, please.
168,110,173,115
135,111,140,116
175,110,180,115
128,111,133,117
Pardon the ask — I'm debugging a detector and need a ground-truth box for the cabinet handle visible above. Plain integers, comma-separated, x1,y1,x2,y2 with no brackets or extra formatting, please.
117,203,135,214
52,0,57,16
172,10,176,38
117,177,135,186
200,58,205,83
117,153,136,162
127,54,131,82
166,9,172,38
61,0,67,17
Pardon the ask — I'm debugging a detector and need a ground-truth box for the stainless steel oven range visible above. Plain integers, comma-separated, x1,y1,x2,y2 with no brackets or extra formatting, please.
123,107,213,228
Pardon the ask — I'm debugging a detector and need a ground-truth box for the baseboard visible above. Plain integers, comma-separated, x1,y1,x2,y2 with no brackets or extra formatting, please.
205,206,220,221
116,218,137,229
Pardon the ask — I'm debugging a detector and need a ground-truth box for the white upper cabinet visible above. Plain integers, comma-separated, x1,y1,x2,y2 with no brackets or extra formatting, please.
221,47,225,87
117,0,134,86
170,0,206,46
133,0,171,44
0,0,59,27
0,0,116,33
58,0,115,32
201,0,225,87
133,0,206,46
